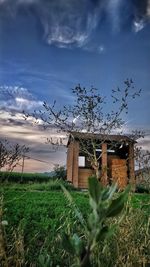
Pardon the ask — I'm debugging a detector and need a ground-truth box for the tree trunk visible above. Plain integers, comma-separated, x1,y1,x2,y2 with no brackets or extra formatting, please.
95,167,101,181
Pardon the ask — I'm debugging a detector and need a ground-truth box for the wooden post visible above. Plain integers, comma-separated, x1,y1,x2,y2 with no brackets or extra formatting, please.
101,143,108,185
72,141,79,188
67,143,74,182
21,155,25,183
128,143,135,189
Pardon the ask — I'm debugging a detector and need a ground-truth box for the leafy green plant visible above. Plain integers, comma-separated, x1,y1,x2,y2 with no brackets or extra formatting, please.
38,253,52,267
61,176,130,267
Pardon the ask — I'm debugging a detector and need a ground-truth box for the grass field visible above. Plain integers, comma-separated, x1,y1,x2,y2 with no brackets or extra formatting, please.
0,171,53,183
0,182,150,266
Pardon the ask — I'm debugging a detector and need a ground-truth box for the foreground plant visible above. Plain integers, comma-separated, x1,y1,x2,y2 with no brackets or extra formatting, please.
60,176,129,267
0,196,25,267
0,196,8,267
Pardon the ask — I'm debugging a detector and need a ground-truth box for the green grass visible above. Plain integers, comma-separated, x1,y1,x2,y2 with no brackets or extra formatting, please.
2,190,89,227
0,180,75,192
0,171,54,183
130,193,150,210
1,186,89,265
0,183,150,266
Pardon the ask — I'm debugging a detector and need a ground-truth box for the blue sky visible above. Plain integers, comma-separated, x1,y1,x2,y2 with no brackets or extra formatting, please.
0,0,150,172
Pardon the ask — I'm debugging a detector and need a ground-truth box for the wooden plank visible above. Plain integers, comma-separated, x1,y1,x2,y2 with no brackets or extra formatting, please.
101,143,108,185
78,168,94,188
110,159,128,189
128,143,135,187
72,141,79,188
67,143,74,182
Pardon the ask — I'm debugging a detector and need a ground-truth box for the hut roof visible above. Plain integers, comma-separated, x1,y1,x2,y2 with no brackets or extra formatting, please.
67,131,136,146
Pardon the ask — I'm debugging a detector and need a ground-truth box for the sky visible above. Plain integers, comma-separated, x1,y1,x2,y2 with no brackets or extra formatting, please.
0,0,150,172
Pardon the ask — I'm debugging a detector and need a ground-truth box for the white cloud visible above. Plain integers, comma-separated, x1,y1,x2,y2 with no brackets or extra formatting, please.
98,45,105,53
0,85,33,100
133,20,145,33
0,111,67,146
46,26,88,48
0,110,44,127
15,97,43,110
83,44,106,54
107,0,123,32
36,0,101,48
137,135,150,151
0,85,43,113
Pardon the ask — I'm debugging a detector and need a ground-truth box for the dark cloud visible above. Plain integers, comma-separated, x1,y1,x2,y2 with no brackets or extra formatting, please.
0,124,66,172
0,0,149,49
132,0,148,18
5,118,25,126
0,0,101,47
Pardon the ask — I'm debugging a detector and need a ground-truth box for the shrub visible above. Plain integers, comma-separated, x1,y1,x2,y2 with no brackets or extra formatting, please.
53,165,67,180
58,176,130,267
135,185,150,194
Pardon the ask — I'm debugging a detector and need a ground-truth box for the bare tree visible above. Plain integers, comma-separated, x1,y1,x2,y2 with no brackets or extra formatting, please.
25,79,142,180
135,146,150,189
0,139,29,173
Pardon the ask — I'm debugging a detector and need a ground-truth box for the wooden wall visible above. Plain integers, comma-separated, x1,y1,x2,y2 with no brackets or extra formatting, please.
78,168,94,188
67,142,74,182
67,141,79,187
67,140,135,190
128,143,135,187
109,158,128,189
72,141,79,187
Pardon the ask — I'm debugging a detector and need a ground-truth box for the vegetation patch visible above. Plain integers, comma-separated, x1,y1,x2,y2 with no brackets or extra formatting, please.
0,171,54,183
0,182,150,266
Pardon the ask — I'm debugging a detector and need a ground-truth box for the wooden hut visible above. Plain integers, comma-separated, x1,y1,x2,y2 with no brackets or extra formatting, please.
67,131,135,189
